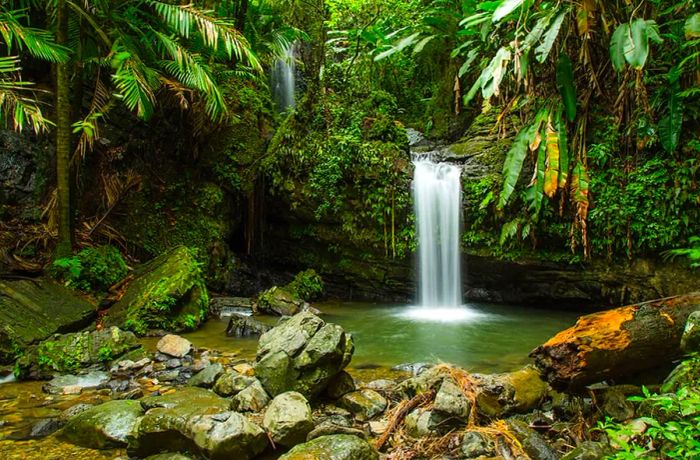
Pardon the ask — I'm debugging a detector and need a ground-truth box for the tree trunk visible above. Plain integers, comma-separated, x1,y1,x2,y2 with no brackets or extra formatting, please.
235,0,248,33
530,292,700,391
55,0,72,258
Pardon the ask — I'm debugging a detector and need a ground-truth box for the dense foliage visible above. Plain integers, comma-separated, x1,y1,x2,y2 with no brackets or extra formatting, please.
52,245,128,293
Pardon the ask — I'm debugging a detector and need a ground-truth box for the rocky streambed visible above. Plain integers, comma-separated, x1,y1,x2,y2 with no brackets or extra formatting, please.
1,304,698,460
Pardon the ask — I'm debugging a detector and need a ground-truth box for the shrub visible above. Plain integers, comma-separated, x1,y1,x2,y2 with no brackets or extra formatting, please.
287,269,324,301
52,245,128,293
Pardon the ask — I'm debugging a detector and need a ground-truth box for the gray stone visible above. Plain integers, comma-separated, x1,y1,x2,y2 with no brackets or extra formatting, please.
144,454,194,460
365,379,396,391
263,391,314,447
434,378,470,419
157,335,192,358
226,314,272,337
461,430,495,458
562,441,610,460
307,422,366,441
473,366,548,418
43,371,110,395
212,369,255,396
404,408,435,438
60,403,94,422
681,311,700,353
339,389,387,421
61,400,144,448
507,419,559,460
29,418,61,438
188,363,224,388
231,380,270,412
325,371,355,399
600,388,636,422
254,312,354,398
279,434,379,460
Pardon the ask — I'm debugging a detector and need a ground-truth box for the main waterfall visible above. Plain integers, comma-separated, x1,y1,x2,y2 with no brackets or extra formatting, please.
413,158,463,308
271,43,296,112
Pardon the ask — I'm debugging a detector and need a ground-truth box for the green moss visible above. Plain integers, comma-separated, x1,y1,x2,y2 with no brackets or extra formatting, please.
287,269,324,301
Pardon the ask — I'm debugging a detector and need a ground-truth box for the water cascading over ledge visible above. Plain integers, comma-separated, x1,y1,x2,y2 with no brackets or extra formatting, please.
412,156,463,308
271,43,296,112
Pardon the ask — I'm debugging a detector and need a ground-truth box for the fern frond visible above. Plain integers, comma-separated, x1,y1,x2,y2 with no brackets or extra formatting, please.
0,8,70,62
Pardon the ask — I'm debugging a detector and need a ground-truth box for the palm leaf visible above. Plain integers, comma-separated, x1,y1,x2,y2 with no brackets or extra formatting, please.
535,9,566,63
0,8,70,62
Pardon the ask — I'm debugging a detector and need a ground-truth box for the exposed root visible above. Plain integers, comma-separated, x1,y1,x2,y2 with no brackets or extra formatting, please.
375,389,436,451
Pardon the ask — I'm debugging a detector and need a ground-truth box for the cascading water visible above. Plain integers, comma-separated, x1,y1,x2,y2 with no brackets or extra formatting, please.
413,157,463,308
271,43,296,112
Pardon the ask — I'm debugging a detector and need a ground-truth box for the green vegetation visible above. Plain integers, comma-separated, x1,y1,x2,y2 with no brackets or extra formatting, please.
51,245,128,293
287,269,324,301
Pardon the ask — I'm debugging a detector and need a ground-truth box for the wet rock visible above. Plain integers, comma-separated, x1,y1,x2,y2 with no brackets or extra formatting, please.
29,418,61,438
104,246,209,334
395,366,447,398
404,408,436,437
279,434,378,460
473,366,548,418
231,380,270,412
212,369,255,396
255,286,305,316
188,363,224,388
392,362,434,376
254,312,354,398
681,311,700,353
307,422,366,441
61,400,144,448
16,327,140,379
461,430,495,458
44,371,111,395
263,391,314,447
325,371,355,399
131,410,267,460
140,387,230,411
157,335,192,358
339,389,387,421
433,377,470,419
226,314,272,337
507,419,559,460
60,403,94,422
144,454,194,460
365,379,396,391
209,297,253,319
0,279,96,364
562,441,610,460
599,387,636,422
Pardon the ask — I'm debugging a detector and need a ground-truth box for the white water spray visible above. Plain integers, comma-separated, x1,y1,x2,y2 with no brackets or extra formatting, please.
272,43,296,112
413,158,463,308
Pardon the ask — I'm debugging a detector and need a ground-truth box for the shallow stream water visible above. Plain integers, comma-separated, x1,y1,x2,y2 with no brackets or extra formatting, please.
0,301,579,458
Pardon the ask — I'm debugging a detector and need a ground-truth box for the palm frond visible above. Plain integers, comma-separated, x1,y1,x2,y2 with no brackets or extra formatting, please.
0,55,51,132
0,8,70,62
148,0,262,71
111,45,160,119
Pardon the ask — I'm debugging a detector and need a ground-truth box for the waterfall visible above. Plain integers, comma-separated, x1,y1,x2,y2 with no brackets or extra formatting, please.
413,157,463,308
272,43,296,112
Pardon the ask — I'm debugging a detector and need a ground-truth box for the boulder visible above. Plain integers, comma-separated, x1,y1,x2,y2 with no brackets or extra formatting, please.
279,434,378,460
339,389,387,421
263,391,314,447
461,430,495,458
226,314,272,337
404,408,437,437
473,366,548,418
325,371,355,399
131,387,267,459
433,377,470,419
230,380,270,412
507,419,559,460
254,312,354,398
255,286,306,316
103,246,209,335
188,363,224,388
0,279,96,364
15,326,140,379
43,370,110,395
157,335,192,358
144,454,194,460
29,418,62,438
212,369,256,396
61,400,143,448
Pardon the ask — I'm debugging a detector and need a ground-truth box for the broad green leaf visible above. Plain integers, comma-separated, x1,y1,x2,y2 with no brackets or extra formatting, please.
535,10,567,63
610,23,629,72
500,219,520,245
624,18,649,69
522,13,552,51
460,12,490,28
498,124,532,209
413,36,435,54
685,13,700,39
646,20,663,44
556,53,577,121
555,109,569,188
463,74,483,105
659,71,683,153
493,0,524,23
458,48,480,77
526,140,546,217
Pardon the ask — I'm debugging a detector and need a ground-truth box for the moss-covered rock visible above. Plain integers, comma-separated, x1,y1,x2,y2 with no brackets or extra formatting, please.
61,400,144,448
255,269,324,316
278,434,379,460
103,246,208,335
0,279,96,364
15,326,140,379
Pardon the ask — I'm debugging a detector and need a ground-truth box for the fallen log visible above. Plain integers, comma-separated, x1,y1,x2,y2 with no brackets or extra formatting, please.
530,292,700,391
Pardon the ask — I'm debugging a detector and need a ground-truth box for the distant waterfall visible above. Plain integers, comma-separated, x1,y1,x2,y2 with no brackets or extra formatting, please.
272,43,296,112
413,158,462,308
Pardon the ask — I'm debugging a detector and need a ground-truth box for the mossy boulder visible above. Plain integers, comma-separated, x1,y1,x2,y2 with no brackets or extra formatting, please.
278,434,379,460
15,326,140,379
263,391,314,447
473,366,548,418
130,388,267,459
61,400,144,448
0,279,96,364
255,269,323,316
103,246,208,335
254,312,354,398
